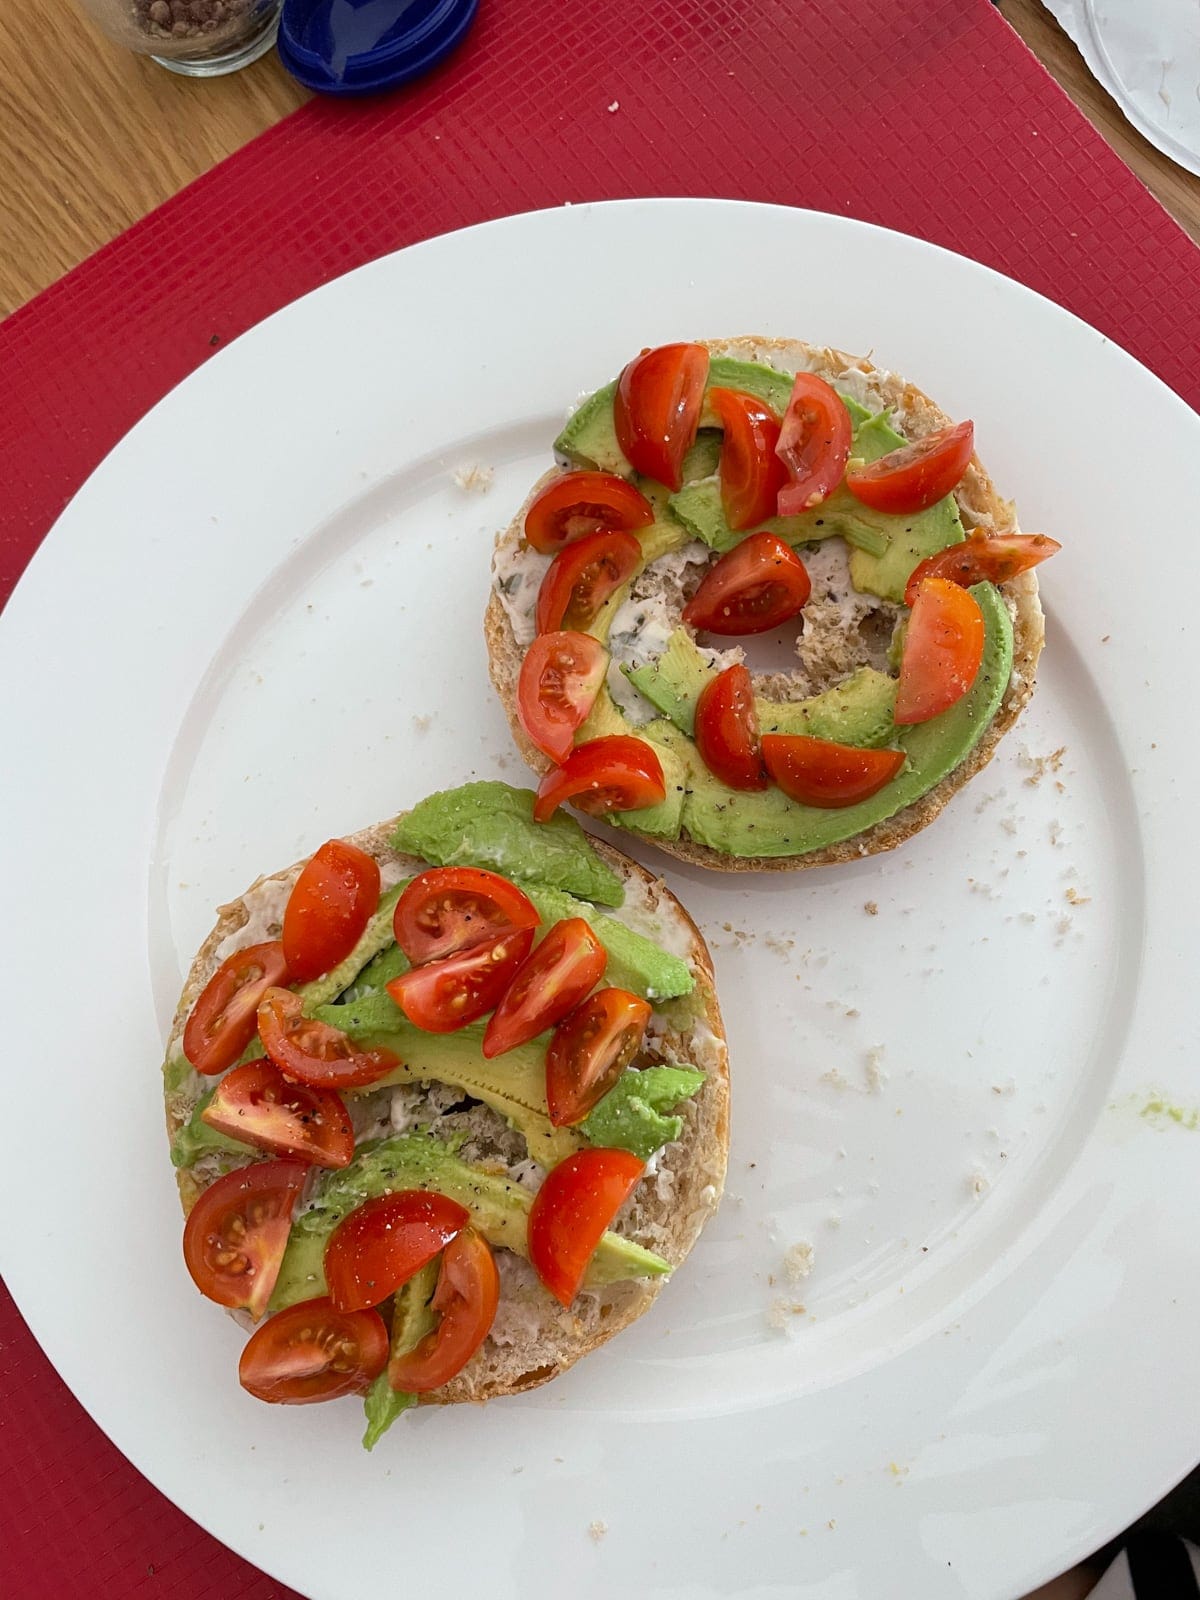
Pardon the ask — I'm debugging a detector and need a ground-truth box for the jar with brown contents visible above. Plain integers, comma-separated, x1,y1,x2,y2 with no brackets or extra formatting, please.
77,0,283,75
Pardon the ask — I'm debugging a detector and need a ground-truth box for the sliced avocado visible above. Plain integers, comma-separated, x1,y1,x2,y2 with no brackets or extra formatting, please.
624,626,897,748
554,357,868,483
581,1066,706,1162
361,1258,435,1449
756,669,898,747
668,476,889,560
521,884,693,1001
623,625,711,735
680,582,1012,856
555,380,625,473
843,411,966,601
170,1088,253,1168
270,1135,671,1312
393,782,624,907
341,939,409,1001
313,995,579,1168
576,687,689,838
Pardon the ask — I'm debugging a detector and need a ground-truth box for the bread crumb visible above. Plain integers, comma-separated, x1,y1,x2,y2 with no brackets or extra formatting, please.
453,463,494,493
820,1066,850,1090
412,714,431,732
588,1520,608,1542
864,901,878,916
969,1169,988,1197
1065,886,1090,905
845,1006,859,1018
1020,744,1067,786
889,1462,910,1481
768,1298,806,1328
784,1242,815,1283
865,1044,887,1093
606,100,619,112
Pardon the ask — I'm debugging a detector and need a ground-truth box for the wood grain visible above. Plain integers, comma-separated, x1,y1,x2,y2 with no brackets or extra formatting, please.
0,0,1196,316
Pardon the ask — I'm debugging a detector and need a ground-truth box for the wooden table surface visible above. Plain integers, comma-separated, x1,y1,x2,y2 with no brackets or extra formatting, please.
1,0,1199,317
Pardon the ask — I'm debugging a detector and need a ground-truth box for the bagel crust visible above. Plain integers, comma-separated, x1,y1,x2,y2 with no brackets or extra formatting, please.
165,820,729,1406
486,336,1046,872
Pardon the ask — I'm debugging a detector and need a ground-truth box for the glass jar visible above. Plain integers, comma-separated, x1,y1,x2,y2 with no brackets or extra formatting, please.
76,0,283,76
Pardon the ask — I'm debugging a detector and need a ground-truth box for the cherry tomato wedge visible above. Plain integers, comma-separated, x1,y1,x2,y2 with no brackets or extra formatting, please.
903,530,1061,607
775,372,852,516
524,471,655,554
324,1191,470,1312
683,533,811,636
613,342,709,491
694,663,767,791
393,867,539,966
388,1228,499,1392
282,839,381,984
533,735,666,823
535,528,641,636
528,1147,645,1307
482,917,608,1059
238,1297,388,1405
845,419,974,515
385,927,535,1033
761,733,906,808
517,631,609,764
183,940,290,1077
182,1158,307,1320
895,576,985,725
258,987,398,1089
546,988,652,1127
709,387,788,531
201,1059,354,1169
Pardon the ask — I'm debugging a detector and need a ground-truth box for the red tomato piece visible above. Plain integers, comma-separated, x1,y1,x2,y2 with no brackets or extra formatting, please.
846,420,974,515
613,342,709,491
238,1297,388,1405
683,533,811,636
708,387,788,531
528,1148,645,1307
282,839,381,984
895,576,985,725
183,941,289,1077
482,917,608,1059
385,927,535,1033
524,471,655,554
324,1191,470,1312
182,1158,307,1320
517,631,610,764
534,528,641,636
903,531,1061,607
761,734,906,808
775,372,853,515
258,987,398,1089
546,988,652,1127
533,735,666,823
201,1059,354,1169
388,1229,499,1392
693,663,767,791
393,867,539,966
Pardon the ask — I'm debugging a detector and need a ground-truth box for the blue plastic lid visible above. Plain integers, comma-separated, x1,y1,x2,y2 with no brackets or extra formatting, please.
278,0,480,96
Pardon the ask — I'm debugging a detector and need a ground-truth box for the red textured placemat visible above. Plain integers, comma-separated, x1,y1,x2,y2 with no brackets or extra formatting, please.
2,1,1198,1594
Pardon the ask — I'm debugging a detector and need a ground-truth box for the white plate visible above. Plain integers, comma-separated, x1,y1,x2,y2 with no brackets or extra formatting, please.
1,200,1197,1600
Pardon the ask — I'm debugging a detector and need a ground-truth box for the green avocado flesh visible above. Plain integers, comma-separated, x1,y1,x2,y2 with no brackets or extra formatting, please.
270,1136,671,1313
393,782,624,906
361,1259,435,1449
315,994,578,1169
625,627,897,746
581,1067,705,1163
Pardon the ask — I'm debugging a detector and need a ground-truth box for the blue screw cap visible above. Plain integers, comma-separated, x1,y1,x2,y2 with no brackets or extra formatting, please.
278,0,480,96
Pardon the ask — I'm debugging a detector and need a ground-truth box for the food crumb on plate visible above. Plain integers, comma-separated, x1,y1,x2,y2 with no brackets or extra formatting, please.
865,1044,887,1093
588,1520,608,1542
784,1241,815,1283
767,1298,806,1328
453,463,494,493
606,100,619,112
864,900,878,915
